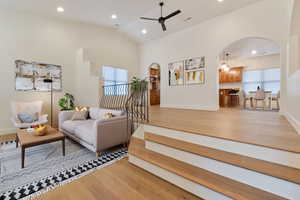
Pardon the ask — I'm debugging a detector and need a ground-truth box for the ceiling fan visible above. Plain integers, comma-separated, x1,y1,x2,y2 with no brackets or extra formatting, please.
140,1,181,31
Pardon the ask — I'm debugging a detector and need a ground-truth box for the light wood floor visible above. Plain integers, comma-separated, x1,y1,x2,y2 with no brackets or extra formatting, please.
148,106,300,153
36,158,201,200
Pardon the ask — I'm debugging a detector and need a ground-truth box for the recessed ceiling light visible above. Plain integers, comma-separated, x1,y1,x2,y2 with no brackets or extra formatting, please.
57,7,64,13
111,14,117,19
251,50,257,55
218,0,224,2
141,29,147,34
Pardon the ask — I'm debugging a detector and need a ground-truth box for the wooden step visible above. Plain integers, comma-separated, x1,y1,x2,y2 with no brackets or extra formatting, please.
129,137,287,200
147,107,300,153
144,132,300,185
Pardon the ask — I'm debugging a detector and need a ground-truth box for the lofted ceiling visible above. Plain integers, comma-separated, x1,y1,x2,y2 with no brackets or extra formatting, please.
222,38,280,59
0,0,263,43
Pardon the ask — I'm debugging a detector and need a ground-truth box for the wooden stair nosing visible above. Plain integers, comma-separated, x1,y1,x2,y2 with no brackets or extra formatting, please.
144,132,300,185
128,137,287,200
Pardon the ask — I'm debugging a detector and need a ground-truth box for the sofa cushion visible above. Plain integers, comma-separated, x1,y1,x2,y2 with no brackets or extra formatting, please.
89,107,124,120
61,119,94,134
74,121,95,145
71,111,88,120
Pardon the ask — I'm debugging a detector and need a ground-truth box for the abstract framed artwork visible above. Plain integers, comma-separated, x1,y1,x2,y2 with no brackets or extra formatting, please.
168,61,184,86
184,57,205,71
185,70,205,85
15,60,62,91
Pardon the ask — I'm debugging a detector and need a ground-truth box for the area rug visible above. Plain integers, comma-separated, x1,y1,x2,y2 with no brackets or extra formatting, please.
0,139,127,200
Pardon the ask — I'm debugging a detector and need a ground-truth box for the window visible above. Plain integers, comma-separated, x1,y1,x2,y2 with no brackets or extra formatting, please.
243,68,280,93
102,66,128,95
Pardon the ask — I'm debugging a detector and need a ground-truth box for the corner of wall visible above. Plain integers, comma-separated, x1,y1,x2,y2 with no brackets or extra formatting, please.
284,112,300,134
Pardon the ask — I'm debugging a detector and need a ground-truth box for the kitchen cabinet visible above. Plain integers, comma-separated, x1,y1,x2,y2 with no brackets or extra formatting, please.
219,67,243,83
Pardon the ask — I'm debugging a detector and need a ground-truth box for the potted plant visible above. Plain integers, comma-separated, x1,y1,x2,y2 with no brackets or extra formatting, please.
130,77,148,93
58,93,75,111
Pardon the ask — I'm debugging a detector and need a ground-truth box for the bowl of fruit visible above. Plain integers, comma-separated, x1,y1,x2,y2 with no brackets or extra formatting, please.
34,125,48,136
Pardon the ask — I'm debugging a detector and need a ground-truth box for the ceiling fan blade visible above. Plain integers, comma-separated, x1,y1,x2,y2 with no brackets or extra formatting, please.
164,10,181,20
161,22,167,31
140,17,159,21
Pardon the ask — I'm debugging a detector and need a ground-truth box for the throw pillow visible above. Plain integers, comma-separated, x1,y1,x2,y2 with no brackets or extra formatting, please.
18,113,39,123
71,111,88,120
103,113,114,119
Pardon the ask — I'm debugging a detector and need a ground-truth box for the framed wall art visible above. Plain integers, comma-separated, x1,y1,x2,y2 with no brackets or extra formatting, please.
15,60,62,92
184,57,205,71
168,61,184,86
185,70,205,85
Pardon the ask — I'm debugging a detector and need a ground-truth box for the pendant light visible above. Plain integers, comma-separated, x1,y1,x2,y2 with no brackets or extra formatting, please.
220,52,230,72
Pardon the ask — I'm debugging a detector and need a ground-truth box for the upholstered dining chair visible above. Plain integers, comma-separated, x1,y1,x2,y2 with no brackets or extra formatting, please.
242,90,252,109
254,90,266,109
11,101,48,129
269,91,280,110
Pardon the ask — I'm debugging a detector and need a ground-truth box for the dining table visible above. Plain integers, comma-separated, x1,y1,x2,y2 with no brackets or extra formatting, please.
248,91,276,109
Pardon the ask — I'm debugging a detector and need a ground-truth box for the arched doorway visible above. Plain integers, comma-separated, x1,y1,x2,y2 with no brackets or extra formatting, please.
149,63,160,106
218,37,281,111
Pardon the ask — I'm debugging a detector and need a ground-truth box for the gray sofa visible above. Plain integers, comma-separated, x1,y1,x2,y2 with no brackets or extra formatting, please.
59,107,128,156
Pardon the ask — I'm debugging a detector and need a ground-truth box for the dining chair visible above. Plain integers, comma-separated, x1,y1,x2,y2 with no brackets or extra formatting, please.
254,90,266,110
242,90,252,109
269,91,280,110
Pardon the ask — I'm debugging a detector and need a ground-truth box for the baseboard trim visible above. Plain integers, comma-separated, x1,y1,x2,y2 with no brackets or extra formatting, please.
284,112,300,134
160,104,219,111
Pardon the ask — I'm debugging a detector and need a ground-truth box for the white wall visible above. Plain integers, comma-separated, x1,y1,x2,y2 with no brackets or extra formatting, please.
0,9,139,133
285,0,300,133
140,0,289,111
228,54,280,71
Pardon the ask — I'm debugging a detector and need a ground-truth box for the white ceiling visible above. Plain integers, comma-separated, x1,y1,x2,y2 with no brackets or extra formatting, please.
222,38,280,59
0,0,263,43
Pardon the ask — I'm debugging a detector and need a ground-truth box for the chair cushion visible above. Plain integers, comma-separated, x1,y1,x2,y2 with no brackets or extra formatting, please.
61,119,94,134
89,107,124,120
74,121,95,145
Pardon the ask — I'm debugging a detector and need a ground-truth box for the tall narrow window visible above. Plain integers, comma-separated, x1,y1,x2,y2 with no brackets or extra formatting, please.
102,66,128,95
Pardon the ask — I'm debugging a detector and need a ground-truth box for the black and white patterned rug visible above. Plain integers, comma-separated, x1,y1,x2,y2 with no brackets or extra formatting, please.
0,140,127,200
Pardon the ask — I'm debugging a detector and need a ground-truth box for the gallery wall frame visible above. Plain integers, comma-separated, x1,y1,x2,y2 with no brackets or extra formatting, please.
168,56,206,86
168,60,185,86
184,57,205,71
15,60,62,92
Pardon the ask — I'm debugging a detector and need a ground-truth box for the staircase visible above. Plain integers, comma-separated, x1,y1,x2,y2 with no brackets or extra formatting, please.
128,124,300,200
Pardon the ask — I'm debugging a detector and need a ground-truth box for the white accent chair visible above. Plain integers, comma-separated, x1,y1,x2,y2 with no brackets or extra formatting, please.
11,101,48,129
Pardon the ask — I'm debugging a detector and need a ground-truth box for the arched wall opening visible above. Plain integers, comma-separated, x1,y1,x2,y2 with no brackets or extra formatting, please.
148,63,161,106
218,37,281,111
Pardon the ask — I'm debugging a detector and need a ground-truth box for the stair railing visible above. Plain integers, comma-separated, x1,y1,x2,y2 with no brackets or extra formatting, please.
100,82,149,143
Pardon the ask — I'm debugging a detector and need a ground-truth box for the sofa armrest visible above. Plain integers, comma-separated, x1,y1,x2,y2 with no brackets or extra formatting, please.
93,116,128,152
58,111,76,130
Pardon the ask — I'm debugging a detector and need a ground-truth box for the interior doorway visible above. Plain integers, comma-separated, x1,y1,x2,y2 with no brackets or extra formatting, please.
149,63,160,106
218,37,281,111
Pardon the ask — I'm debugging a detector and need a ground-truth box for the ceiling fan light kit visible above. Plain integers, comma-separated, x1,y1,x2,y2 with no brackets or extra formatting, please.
140,1,181,31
